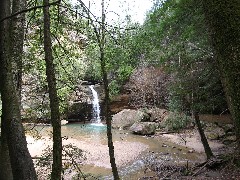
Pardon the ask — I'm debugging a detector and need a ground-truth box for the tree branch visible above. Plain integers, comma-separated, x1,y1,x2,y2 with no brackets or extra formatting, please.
0,0,61,22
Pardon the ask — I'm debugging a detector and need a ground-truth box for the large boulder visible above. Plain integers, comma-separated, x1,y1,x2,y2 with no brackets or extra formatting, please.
205,123,226,140
130,122,157,135
112,109,150,130
147,108,169,122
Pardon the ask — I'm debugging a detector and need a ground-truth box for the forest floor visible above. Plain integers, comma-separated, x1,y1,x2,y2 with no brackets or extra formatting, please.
140,119,240,180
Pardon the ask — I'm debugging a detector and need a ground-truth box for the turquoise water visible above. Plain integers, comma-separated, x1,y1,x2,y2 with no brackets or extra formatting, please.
26,122,203,179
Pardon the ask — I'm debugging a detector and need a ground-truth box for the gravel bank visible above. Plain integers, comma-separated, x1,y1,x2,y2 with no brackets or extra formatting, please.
27,136,149,168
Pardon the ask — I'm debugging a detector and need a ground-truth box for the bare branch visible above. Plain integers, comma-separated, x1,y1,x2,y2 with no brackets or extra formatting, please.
0,0,61,22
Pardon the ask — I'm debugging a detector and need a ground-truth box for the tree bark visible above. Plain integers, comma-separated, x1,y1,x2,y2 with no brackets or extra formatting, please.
0,0,37,179
99,0,119,179
0,113,13,180
194,112,213,159
0,1,13,179
202,0,240,149
10,0,26,99
43,0,62,179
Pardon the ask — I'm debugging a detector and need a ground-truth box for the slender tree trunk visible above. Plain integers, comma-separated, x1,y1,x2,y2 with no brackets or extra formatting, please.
194,112,213,159
100,0,119,179
0,0,37,179
101,51,119,179
80,0,119,178
43,0,62,179
202,0,240,149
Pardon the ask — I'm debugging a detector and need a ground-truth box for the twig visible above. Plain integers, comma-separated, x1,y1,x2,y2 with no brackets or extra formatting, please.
64,150,86,180
157,131,176,135
192,162,207,177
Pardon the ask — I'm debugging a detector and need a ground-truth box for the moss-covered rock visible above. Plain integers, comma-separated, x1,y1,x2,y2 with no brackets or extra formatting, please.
130,122,157,135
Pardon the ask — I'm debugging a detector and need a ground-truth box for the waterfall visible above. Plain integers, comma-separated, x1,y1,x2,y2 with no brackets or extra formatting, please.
89,85,101,124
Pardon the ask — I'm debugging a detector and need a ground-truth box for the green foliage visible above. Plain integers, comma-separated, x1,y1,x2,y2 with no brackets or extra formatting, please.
109,80,120,97
85,21,140,96
131,0,228,113
21,0,228,121
163,112,192,131
84,43,103,81
23,0,91,119
116,64,134,83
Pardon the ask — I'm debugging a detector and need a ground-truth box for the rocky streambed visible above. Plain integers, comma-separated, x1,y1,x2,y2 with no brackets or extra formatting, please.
25,108,237,179
26,122,205,179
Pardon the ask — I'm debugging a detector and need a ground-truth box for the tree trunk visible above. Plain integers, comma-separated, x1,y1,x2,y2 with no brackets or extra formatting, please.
0,0,26,176
99,0,119,179
202,0,240,149
10,0,25,99
194,112,213,159
101,51,120,179
0,113,13,180
0,0,37,179
43,0,62,179
77,0,119,178
0,1,13,179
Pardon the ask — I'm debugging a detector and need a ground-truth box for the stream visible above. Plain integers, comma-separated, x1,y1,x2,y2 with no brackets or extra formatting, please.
26,122,203,179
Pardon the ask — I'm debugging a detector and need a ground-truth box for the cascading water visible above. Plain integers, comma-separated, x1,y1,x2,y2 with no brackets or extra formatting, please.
89,85,101,124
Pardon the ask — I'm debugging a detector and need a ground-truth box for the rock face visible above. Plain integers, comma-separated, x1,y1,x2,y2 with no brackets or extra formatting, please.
67,85,92,122
112,109,150,130
130,122,157,135
67,102,92,122
110,94,133,114
67,84,104,122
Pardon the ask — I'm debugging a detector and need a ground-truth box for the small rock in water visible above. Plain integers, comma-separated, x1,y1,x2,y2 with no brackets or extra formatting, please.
162,144,167,147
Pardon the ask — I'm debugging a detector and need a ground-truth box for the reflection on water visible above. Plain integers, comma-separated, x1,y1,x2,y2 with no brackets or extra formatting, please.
27,122,203,160
26,122,203,179
29,123,108,143
62,123,107,143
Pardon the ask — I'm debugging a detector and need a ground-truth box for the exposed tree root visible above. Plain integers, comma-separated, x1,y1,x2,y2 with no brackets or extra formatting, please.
192,156,226,176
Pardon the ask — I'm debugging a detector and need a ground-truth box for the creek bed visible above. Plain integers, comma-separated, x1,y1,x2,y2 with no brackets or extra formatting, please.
25,122,204,179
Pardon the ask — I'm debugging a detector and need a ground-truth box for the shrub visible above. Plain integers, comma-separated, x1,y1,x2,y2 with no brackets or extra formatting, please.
163,112,192,131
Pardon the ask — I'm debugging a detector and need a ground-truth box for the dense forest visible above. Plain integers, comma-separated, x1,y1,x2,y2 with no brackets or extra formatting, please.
0,0,240,179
